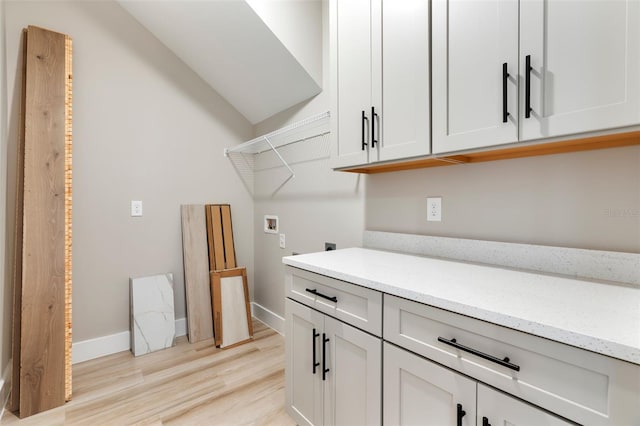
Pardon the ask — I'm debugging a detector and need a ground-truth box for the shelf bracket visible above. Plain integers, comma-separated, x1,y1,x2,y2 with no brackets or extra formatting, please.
264,135,295,180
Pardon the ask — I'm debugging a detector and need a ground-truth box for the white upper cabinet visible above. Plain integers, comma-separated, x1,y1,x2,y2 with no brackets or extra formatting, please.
331,0,372,168
433,0,640,154
378,0,431,162
331,0,430,169
432,0,519,153
520,0,640,141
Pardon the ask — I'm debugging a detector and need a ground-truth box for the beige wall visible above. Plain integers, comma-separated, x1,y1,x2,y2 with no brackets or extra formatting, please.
4,0,254,342
247,0,322,86
1,0,11,377
252,0,364,320
367,145,640,253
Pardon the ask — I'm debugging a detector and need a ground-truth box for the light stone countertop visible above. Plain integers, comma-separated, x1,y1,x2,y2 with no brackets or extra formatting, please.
283,247,640,365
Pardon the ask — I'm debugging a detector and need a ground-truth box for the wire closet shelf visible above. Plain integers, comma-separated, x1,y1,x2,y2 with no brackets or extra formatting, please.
223,111,331,195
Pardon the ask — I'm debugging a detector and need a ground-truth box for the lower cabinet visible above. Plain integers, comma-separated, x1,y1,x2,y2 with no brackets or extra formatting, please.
285,298,381,426
383,342,476,426
384,343,572,426
477,383,572,426
285,267,638,425
383,293,640,425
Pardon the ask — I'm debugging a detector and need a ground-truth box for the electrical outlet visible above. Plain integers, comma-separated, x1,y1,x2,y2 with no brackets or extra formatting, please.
131,200,143,217
279,234,286,249
427,197,442,221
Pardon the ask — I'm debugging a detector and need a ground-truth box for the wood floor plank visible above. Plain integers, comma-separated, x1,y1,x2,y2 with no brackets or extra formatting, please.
65,364,224,424
2,319,292,425
71,349,133,376
180,205,214,343
19,25,68,417
162,369,288,425
69,370,144,405
0,406,66,426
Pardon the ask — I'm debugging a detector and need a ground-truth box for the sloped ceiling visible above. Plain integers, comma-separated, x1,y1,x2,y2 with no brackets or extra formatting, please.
118,0,322,124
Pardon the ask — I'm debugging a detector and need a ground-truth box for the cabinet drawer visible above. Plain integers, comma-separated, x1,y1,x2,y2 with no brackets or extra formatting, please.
384,294,640,425
285,266,382,336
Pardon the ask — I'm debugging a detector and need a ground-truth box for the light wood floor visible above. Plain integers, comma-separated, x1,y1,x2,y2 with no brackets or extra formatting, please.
1,319,296,425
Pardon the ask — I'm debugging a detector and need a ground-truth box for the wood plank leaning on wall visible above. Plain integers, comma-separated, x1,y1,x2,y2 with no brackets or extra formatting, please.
10,25,73,418
205,204,237,271
209,268,253,348
64,31,73,404
8,28,28,416
180,205,214,343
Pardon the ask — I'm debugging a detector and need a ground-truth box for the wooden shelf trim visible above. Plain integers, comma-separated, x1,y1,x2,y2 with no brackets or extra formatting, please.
341,130,640,174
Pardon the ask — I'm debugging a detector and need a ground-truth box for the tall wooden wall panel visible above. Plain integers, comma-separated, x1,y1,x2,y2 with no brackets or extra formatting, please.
64,33,73,403
10,25,72,418
205,204,237,271
9,29,28,414
181,205,214,343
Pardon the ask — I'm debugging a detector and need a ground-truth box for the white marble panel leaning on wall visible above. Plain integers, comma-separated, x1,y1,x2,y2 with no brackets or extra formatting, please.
130,273,176,356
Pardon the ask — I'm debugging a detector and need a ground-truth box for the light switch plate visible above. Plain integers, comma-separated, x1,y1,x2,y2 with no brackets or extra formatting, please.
279,234,286,249
131,200,143,217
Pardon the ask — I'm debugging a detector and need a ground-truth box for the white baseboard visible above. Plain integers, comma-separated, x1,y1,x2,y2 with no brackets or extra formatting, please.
0,360,11,419
175,317,187,337
251,302,284,335
72,330,130,364
72,318,188,365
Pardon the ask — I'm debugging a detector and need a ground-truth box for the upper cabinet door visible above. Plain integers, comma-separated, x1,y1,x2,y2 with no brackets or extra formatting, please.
432,0,519,154
331,0,372,168
520,0,640,141
377,0,431,162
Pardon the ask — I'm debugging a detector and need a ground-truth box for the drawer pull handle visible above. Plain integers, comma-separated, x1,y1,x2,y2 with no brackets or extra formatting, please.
361,110,369,151
437,337,520,371
502,62,510,123
305,288,338,303
525,54,532,118
312,328,320,374
457,403,466,426
371,106,378,148
322,333,330,381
